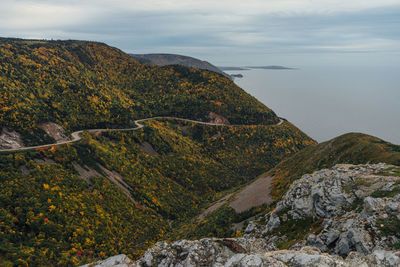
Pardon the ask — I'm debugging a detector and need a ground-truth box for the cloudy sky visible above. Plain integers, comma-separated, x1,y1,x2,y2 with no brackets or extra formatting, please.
1,0,400,65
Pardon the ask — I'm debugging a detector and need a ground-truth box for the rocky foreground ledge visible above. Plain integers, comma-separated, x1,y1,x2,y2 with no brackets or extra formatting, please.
84,163,400,267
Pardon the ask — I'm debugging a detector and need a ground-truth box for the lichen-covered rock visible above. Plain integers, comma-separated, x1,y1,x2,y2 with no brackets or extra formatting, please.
81,254,133,267
246,163,400,257
84,164,400,267
133,242,399,267
133,238,277,267
91,248,400,267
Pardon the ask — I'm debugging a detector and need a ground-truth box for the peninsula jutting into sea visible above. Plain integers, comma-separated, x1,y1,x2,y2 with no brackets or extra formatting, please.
219,65,296,71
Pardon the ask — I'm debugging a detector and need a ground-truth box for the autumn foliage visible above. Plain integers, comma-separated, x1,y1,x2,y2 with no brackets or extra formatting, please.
0,119,313,265
0,38,278,146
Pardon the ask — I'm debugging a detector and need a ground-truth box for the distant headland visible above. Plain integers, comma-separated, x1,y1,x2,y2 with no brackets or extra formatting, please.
219,65,296,71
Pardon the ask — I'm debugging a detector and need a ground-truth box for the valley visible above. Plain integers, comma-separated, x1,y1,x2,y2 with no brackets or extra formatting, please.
0,37,399,267
2,1,399,266
0,38,314,266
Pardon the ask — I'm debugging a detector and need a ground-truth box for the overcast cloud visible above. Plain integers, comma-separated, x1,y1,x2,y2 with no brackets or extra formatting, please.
0,0,399,65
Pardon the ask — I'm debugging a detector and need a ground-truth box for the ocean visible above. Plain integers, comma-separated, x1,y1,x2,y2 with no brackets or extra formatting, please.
226,65,400,145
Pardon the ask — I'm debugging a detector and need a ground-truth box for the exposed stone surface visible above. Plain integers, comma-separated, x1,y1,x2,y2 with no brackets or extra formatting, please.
245,163,400,258
34,158,56,165
40,122,69,142
139,142,160,156
72,162,101,184
207,112,230,125
85,164,400,267
72,162,150,211
81,254,133,267
91,247,400,267
0,128,24,149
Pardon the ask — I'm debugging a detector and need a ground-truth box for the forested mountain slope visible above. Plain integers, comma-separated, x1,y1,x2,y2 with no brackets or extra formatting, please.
0,38,316,266
0,119,313,266
129,53,231,79
0,38,278,146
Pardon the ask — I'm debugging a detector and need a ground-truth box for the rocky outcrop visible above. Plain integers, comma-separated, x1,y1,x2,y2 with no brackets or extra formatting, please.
207,112,230,125
85,164,400,267
139,142,160,156
81,254,133,267
90,247,400,267
0,128,24,149
40,122,69,142
245,163,400,258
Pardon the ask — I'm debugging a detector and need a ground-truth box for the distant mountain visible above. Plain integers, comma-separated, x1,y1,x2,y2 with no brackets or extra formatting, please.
129,53,232,79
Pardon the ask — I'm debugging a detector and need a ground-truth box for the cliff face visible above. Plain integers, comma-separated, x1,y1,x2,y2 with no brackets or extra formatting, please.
88,163,400,266
0,128,24,149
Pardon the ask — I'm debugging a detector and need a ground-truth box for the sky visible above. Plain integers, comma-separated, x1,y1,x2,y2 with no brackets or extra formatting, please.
1,0,400,65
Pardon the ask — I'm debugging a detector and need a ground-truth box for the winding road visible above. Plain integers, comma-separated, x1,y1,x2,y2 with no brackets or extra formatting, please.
0,117,284,153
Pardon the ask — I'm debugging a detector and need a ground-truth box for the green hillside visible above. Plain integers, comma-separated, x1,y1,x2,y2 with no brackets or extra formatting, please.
0,38,316,266
270,133,400,199
0,38,278,146
0,119,312,265
176,133,400,245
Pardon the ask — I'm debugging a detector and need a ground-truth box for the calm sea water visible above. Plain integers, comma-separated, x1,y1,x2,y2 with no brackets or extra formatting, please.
226,66,400,145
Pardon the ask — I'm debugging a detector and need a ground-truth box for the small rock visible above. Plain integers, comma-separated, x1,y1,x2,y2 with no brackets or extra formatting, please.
245,221,257,233
385,202,399,213
382,182,395,192
265,213,280,232
325,229,340,246
364,197,385,215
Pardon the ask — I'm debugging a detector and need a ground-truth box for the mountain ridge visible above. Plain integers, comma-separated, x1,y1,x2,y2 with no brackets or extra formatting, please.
3,37,398,267
0,38,279,147
129,53,232,79
0,37,316,266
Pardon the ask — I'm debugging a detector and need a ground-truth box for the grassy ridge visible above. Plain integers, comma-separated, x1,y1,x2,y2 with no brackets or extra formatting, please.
182,133,400,239
270,133,400,199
